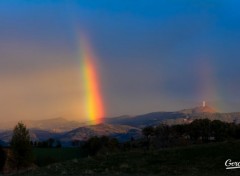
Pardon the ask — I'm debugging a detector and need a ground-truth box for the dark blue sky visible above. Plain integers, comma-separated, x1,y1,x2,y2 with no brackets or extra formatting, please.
0,0,240,120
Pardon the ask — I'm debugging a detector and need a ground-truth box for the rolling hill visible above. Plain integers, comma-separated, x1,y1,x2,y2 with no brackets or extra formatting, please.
59,123,141,143
104,112,186,127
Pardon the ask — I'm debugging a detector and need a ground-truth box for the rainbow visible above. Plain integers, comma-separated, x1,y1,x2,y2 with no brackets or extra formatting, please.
79,37,104,124
195,57,223,112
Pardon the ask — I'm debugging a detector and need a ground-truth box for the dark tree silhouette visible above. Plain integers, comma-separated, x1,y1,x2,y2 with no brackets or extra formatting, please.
56,140,62,148
155,124,171,147
142,126,154,139
47,138,55,148
199,119,211,142
188,119,202,142
10,122,34,169
82,136,119,156
211,120,227,141
171,124,187,138
142,126,155,150
137,119,240,151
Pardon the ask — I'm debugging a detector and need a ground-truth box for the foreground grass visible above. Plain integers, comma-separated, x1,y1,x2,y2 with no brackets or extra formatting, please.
33,148,82,166
15,141,240,176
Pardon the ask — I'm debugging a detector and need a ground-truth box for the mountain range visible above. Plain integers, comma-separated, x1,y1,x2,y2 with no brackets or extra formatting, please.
60,123,141,143
1,105,240,146
0,117,84,132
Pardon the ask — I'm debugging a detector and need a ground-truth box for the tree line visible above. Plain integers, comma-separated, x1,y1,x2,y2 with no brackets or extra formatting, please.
80,119,240,156
30,138,61,148
142,119,240,149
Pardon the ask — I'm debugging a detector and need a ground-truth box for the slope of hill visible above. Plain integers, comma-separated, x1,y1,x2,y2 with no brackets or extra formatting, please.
105,112,186,128
60,123,141,142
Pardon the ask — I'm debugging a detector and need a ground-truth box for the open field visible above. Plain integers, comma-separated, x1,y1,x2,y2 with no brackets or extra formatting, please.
33,148,82,166
14,140,240,176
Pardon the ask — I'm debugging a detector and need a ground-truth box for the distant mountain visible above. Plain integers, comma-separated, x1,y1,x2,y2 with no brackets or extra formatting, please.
59,123,141,143
29,129,62,141
178,105,216,114
105,106,240,127
0,129,61,144
105,112,186,128
0,117,84,132
23,117,84,132
0,130,12,143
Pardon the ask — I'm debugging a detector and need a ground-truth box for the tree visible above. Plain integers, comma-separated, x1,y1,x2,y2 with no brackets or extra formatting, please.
10,122,34,169
72,140,81,147
199,119,211,142
105,137,119,152
55,140,62,148
0,145,6,172
210,120,227,141
142,126,154,139
188,119,202,142
47,138,55,148
155,124,171,147
171,124,185,138
142,126,155,150
82,136,102,156
82,136,119,156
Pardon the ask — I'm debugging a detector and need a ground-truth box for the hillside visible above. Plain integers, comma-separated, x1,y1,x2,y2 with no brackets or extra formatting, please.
60,123,141,142
21,117,83,132
105,112,186,128
105,106,240,127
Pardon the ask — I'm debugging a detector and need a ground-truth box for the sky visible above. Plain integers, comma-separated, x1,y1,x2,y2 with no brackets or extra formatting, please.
1,0,240,121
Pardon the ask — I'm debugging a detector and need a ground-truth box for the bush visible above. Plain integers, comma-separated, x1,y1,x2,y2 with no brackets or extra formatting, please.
82,136,119,156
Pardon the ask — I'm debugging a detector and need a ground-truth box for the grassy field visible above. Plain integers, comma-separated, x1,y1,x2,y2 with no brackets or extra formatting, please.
15,140,240,176
33,148,82,166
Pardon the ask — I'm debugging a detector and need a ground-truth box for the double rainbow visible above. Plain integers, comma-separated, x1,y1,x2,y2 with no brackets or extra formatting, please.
79,37,104,124
196,57,223,112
